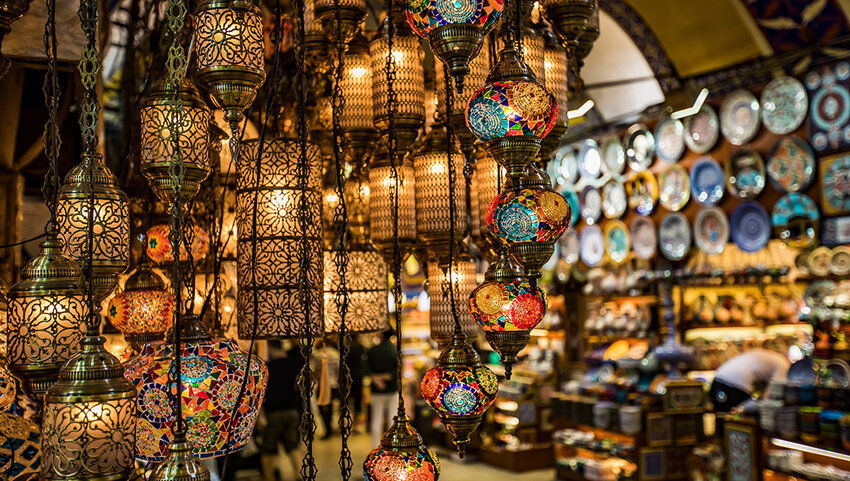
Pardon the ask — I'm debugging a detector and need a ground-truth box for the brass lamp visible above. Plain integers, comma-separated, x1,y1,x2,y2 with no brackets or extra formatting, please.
368,144,417,259
139,78,211,203
147,433,211,481
315,0,367,44
540,28,568,162
363,414,440,481
434,38,489,158
427,253,477,348
540,0,595,72
106,264,174,352
0,0,33,74
323,248,389,333
341,31,378,167
5,234,88,400
575,3,598,65
471,146,501,253
56,152,130,302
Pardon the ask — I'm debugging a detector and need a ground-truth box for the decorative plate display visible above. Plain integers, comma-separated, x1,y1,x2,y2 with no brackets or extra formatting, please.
720,89,761,145
761,76,808,135
630,217,656,260
831,246,850,276
602,179,627,219
604,220,630,265
578,139,602,180
560,188,580,227
580,224,604,267
580,185,602,224
725,149,765,199
601,136,626,175
690,157,725,206
694,207,729,255
684,105,719,154
808,247,833,277
803,279,836,307
659,212,691,261
626,170,658,216
767,136,815,192
559,228,580,265
820,152,850,215
624,124,655,172
730,201,770,253
804,62,850,154
655,118,685,162
772,192,819,248
550,144,579,185
658,164,690,211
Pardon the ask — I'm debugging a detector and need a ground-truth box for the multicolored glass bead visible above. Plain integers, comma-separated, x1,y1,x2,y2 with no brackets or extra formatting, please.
421,366,497,416
364,445,441,481
486,187,570,243
107,289,174,336
466,80,558,140
146,223,209,264
468,280,547,330
406,0,502,37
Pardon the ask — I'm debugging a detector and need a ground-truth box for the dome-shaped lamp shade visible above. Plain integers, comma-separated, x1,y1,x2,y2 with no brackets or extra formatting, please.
363,415,440,481
427,257,477,348
323,249,389,333
56,153,130,302
370,32,425,148
6,235,88,398
413,134,467,246
140,78,212,203
368,151,417,256
146,224,210,264
236,139,324,339
123,337,268,461
314,0,367,44
486,186,569,278
406,0,502,92
106,266,174,350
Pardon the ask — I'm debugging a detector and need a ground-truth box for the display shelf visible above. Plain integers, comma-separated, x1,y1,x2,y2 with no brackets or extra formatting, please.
586,294,658,305
478,443,554,472
764,468,814,481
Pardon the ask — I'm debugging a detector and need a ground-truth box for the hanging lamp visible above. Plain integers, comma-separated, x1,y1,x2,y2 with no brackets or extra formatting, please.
540,0,594,84
405,0,502,93
341,31,379,167
471,146,502,254
427,253,478,347
303,0,334,75
539,28,568,162
324,247,389,333
146,223,210,264
364,413,441,481
106,264,175,352
574,3,598,66
315,0,367,44
368,144,417,259
147,433,211,481
0,0,33,74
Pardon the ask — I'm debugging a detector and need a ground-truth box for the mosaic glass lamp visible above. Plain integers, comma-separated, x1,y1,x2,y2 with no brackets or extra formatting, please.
324,248,389,333
468,249,546,378
106,264,174,351
465,44,559,181
540,29,568,161
368,144,417,259
434,36,489,157
0,289,7,360
236,138,324,339
56,152,130,302
315,0,367,44
140,78,211,203
405,0,502,93
146,223,210,264
364,414,440,481
5,234,88,399
427,255,477,348
0,367,40,477
421,331,497,456
123,314,268,461
341,31,379,167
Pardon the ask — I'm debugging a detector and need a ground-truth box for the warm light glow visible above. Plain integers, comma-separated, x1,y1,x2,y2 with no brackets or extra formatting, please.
351,66,367,78
567,99,595,119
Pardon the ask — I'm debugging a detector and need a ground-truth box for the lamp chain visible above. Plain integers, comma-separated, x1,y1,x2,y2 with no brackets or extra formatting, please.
443,64,462,335
41,0,60,234
295,0,318,478
514,0,523,61
329,0,353,478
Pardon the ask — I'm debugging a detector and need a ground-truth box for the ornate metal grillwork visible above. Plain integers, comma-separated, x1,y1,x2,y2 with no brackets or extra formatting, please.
369,33,425,147
323,249,388,333
413,130,468,247
368,151,417,255
544,37,568,118
340,35,374,131
427,256,477,347
521,32,545,83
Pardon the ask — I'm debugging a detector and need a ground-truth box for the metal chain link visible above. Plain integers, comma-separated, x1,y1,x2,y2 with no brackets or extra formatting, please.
77,0,99,158
514,0,524,62
443,64,462,333
41,0,60,234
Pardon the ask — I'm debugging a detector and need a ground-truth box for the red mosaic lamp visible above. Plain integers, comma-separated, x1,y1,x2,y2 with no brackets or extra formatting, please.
106,264,174,351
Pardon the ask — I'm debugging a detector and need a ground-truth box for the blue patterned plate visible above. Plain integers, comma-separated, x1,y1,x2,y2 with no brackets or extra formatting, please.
604,220,630,265
655,118,685,162
772,192,819,248
580,185,602,224
761,76,808,135
767,136,815,193
730,201,770,253
690,157,725,206
694,207,729,255
630,216,656,260
720,89,761,145
684,105,719,154
578,139,602,180
580,224,604,267
559,189,580,228
624,123,655,172
659,212,691,261
725,149,765,199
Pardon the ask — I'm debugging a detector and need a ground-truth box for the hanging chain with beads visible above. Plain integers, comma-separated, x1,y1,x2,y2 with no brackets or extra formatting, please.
41,0,60,234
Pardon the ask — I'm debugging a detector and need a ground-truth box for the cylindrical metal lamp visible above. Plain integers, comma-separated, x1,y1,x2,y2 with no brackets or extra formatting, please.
323,248,389,333
368,144,417,259
427,254,477,348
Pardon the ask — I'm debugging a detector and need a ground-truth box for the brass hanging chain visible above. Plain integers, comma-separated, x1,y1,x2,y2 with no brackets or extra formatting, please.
514,0,523,62
443,64,462,334
41,0,60,233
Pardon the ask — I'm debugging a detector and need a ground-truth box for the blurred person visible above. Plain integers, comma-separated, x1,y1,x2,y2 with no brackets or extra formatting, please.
347,334,366,432
260,340,305,481
312,338,339,440
365,330,398,447
709,348,790,412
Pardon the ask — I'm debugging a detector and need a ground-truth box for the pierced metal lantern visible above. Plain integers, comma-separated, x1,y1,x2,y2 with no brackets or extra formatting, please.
342,31,379,167
370,8,425,151
471,146,502,252
315,0,367,44
540,0,595,61
575,3,598,66
146,223,210,264
363,414,441,481
148,434,211,481
427,255,477,348
106,264,174,351
521,29,545,84
195,0,265,125
434,36,489,157
540,30,568,161
467,249,545,378
140,78,212,203
368,145,417,258
41,332,138,480
236,138,324,339
0,0,33,74
465,45,559,181
5,235,88,399
324,248,389,333
405,0,502,93
56,153,130,302
413,125,467,247
123,314,268,461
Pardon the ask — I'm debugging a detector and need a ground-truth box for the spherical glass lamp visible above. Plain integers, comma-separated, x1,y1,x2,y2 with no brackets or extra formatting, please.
421,332,496,456
427,255,477,348
106,264,174,351
413,125,467,247
56,152,130,302
140,78,211,203
405,0,502,93
123,314,268,461
364,414,440,481
236,138,324,339
146,223,210,264
324,248,389,333
465,45,559,181
368,144,417,259
341,31,379,166
194,0,265,125
5,234,88,399
540,29,568,161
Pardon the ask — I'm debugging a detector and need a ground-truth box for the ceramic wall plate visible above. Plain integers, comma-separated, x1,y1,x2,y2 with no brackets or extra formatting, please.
726,149,765,199
579,139,602,180
601,180,627,219
659,212,691,261
831,246,850,276
730,201,770,253
772,192,820,248
601,136,626,175
803,279,836,306
694,207,729,255
624,124,655,172
559,228,580,265
626,170,658,216
630,217,657,260
767,136,815,193
821,153,850,215
761,76,808,135
720,89,761,145
805,62,850,153
580,185,602,224
580,224,604,267
808,247,833,277
551,144,579,185
604,220,630,265
684,105,720,154
690,157,725,206
658,164,690,212
560,189,581,228
655,118,685,162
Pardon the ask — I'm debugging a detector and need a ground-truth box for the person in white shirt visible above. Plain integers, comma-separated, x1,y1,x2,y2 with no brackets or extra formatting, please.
709,348,790,412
